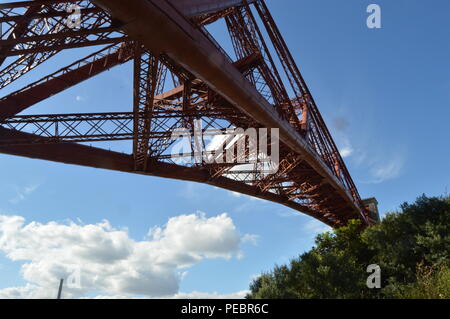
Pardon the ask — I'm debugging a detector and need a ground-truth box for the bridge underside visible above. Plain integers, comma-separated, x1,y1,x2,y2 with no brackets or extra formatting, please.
0,0,372,227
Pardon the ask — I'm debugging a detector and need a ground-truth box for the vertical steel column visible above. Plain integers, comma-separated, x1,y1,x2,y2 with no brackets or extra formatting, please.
133,44,160,171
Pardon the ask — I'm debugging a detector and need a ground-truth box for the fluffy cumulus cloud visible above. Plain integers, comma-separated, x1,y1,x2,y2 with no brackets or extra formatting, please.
0,213,253,299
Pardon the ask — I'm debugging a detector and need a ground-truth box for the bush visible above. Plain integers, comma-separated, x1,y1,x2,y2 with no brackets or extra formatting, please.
386,263,450,299
247,195,449,299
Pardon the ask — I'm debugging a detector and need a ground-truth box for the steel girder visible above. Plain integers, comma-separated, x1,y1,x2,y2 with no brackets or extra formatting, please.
0,127,335,226
0,42,134,120
0,0,372,227
168,0,256,18
0,0,127,89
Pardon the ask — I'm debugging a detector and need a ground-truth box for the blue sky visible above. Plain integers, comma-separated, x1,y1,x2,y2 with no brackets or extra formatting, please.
0,0,449,298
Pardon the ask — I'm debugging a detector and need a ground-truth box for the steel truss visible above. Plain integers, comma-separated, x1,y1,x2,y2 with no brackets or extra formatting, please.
0,0,373,227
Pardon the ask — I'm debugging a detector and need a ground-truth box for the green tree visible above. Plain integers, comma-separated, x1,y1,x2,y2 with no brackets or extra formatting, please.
363,195,450,293
386,263,450,299
247,195,449,299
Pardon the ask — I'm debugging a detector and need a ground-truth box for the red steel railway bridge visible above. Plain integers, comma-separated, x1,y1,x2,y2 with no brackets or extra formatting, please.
0,0,377,228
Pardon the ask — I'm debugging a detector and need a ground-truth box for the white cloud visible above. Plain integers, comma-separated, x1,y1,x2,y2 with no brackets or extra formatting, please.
340,146,354,158
0,213,255,299
361,154,405,184
9,184,39,204
241,234,259,246
335,134,406,184
229,191,263,202
370,158,404,183
303,220,331,236
337,135,354,158
277,210,301,218
230,191,243,198
250,273,261,280
0,284,45,299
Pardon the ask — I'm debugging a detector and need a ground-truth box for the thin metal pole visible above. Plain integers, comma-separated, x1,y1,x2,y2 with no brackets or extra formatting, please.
57,279,64,299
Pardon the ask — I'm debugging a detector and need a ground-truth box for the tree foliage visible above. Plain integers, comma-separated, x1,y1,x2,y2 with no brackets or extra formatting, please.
247,195,449,299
